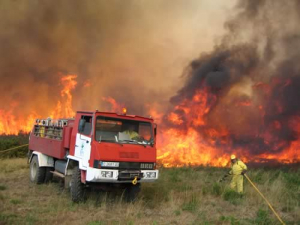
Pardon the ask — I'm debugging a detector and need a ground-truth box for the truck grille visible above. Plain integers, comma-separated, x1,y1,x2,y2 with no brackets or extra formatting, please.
118,170,143,180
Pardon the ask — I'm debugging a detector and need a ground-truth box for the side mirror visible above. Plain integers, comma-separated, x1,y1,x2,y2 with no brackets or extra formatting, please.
78,119,86,133
154,124,157,137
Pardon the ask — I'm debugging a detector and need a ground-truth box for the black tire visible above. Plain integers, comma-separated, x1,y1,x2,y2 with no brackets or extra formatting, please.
64,175,72,190
30,155,46,184
70,166,85,203
124,183,141,202
44,167,54,183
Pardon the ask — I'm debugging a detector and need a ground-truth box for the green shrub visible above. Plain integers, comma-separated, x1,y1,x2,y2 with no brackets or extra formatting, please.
174,210,181,216
0,134,29,158
0,213,18,223
282,171,300,188
268,170,281,184
223,189,242,205
219,215,240,225
253,208,272,225
168,168,182,183
182,194,199,213
252,170,265,184
10,199,22,205
0,193,4,200
141,182,170,207
25,214,38,224
282,171,300,206
202,186,210,196
0,185,6,191
87,222,104,225
175,184,193,192
211,183,222,196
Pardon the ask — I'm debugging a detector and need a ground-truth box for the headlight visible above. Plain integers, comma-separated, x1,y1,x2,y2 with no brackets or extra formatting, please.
101,171,113,178
145,172,156,179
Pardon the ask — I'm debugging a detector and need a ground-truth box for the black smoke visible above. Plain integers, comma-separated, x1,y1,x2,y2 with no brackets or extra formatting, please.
166,0,300,160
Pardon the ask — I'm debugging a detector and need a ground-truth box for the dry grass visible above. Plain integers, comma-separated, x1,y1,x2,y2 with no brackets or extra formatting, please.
0,158,299,225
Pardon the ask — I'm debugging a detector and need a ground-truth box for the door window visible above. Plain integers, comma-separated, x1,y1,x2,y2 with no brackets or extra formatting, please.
79,116,92,136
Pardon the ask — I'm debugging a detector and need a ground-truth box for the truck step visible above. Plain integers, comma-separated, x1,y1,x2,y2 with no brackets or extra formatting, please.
51,171,65,178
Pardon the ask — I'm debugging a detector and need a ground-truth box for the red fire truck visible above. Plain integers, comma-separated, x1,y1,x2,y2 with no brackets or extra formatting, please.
28,109,158,202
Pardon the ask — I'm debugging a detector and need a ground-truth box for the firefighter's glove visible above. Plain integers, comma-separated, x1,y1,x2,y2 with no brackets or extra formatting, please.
241,171,247,176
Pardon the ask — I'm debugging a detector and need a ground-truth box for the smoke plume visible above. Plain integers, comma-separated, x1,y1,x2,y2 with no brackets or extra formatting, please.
160,0,300,164
0,0,230,120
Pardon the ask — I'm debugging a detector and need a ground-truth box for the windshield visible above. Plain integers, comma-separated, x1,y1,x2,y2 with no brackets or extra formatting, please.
95,116,153,145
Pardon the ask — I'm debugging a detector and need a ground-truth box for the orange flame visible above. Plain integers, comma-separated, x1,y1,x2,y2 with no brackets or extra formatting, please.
102,97,125,113
157,128,229,167
155,83,300,167
0,108,38,135
0,74,77,135
50,74,77,119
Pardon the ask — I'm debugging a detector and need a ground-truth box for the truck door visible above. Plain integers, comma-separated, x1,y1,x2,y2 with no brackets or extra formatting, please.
74,115,92,168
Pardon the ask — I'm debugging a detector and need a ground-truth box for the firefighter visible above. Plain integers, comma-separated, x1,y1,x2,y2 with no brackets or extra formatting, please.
123,124,139,139
228,154,247,194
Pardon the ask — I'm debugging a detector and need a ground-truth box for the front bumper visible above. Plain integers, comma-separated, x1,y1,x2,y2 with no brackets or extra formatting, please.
86,167,159,183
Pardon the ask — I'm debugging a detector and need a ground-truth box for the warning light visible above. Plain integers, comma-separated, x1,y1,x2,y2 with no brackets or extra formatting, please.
122,108,127,115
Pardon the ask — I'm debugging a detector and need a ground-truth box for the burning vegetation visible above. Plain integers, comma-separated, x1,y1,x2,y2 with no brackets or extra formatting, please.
0,75,77,135
1,0,300,166
157,0,300,166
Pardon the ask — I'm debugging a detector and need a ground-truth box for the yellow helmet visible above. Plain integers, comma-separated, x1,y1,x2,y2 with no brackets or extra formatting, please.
230,154,236,160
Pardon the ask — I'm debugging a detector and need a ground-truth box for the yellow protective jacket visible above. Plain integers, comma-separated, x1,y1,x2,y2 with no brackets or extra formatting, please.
229,160,247,175
124,130,139,139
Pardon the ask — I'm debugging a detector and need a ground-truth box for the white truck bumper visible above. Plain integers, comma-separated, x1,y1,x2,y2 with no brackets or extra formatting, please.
86,167,159,183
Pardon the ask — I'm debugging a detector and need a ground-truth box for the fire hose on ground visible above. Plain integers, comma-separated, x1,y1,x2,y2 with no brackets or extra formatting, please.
0,144,29,154
244,174,286,225
220,173,285,225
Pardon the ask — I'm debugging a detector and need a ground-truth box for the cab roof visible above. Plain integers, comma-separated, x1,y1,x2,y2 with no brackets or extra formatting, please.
76,110,154,122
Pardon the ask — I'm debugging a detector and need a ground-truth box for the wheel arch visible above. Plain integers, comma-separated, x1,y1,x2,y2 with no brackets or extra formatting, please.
65,159,79,176
29,151,54,167
65,158,86,184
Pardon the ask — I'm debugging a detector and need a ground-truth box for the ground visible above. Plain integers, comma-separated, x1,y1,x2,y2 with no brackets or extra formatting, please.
0,158,299,225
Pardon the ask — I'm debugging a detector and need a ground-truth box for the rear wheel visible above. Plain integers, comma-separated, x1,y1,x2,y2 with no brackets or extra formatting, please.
30,155,46,184
124,183,141,202
70,166,85,203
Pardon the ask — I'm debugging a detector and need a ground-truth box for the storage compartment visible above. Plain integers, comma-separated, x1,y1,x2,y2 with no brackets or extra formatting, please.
55,160,67,174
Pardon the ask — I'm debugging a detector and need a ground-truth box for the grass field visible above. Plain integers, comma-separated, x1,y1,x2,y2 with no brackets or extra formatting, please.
0,157,299,225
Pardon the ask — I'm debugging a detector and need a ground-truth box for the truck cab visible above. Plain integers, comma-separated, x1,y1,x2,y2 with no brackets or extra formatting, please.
28,110,158,202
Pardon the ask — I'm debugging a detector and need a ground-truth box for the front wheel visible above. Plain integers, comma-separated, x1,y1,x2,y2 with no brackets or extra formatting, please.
30,155,46,184
70,166,85,203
